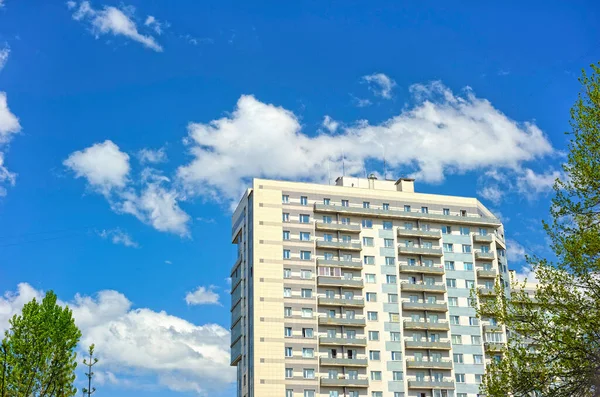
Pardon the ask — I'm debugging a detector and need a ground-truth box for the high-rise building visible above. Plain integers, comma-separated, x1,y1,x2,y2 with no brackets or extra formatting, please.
230,176,510,397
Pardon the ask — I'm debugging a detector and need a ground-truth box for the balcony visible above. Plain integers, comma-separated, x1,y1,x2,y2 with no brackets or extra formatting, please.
399,265,445,275
398,245,444,257
397,228,441,239
483,324,503,332
404,339,452,350
320,377,368,388
313,203,501,227
406,358,453,370
407,379,455,389
477,269,497,278
402,301,448,312
316,240,362,251
319,337,367,347
403,320,450,331
484,342,505,352
473,234,494,243
401,282,446,294
317,259,362,269
317,276,364,289
320,357,368,367
475,251,496,261
478,287,497,296
315,221,362,233
318,297,365,308
319,316,366,327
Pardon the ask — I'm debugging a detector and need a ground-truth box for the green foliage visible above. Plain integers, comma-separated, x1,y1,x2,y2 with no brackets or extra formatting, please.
0,291,82,397
478,62,600,397
82,344,98,397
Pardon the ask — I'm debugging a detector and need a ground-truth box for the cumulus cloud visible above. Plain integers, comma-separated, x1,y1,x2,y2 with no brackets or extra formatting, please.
0,91,22,197
185,286,221,306
65,141,190,236
478,185,504,205
137,147,167,164
69,1,163,52
322,115,339,133
516,168,562,197
97,228,138,247
363,73,397,99
507,238,527,263
0,283,234,395
177,82,555,204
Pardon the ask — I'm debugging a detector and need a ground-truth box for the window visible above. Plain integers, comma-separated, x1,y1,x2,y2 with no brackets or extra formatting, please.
301,289,312,298
444,261,455,270
301,269,312,279
366,292,377,302
443,208,450,215
285,368,293,378
282,195,289,203
349,393,358,397
388,294,398,303
283,213,290,222
367,311,378,321
286,389,293,397
460,226,470,235
284,288,292,297
382,203,389,210
363,237,374,246
452,335,462,344
370,371,382,380
383,221,392,230
453,353,464,364
386,275,397,284
302,348,314,358
300,232,310,241
458,394,467,397
283,249,291,259
422,241,433,249
369,350,380,360
443,243,454,252
303,368,315,379
404,222,414,230
372,393,383,397
471,335,482,345
448,297,458,306
285,327,292,337
390,331,401,341
464,262,473,271
323,198,330,205
364,256,375,265
285,347,293,357
368,330,379,341
462,244,472,253
365,274,376,283
361,219,373,228
446,278,456,288
442,225,452,234
460,210,467,216
283,230,290,240
302,308,313,318
391,351,402,361
300,251,311,260
304,391,315,397
455,373,465,383
284,268,292,278
404,205,411,212
450,315,460,325
474,354,483,364
329,392,338,397
383,238,394,248
421,206,428,213
324,252,334,260
300,196,308,205
341,217,350,225
469,317,479,326
363,201,370,208
423,259,433,267
481,245,490,253
389,313,400,322
302,328,313,338
385,256,395,265
407,258,417,266
475,374,483,383
299,214,310,223
342,199,349,207
323,215,332,224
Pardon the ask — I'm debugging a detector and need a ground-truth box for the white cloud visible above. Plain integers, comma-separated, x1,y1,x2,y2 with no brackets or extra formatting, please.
185,286,221,306
322,115,339,133
0,46,9,72
507,238,527,263
69,1,163,52
362,73,397,99
0,283,234,395
65,142,190,236
478,185,504,205
64,140,130,195
144,15,164,35
516,168,562,197
0,92,22,197
513,264,539,284
98,228,139,248
177,82,555,204
165,260,172,264
349,94,372,108
137,147,167,164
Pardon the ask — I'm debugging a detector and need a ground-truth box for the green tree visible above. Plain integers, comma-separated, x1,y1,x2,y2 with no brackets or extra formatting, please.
0,291,82,397
478,62,600,397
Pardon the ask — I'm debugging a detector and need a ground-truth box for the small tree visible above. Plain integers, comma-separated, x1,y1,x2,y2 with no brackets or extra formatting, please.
82,345,98,397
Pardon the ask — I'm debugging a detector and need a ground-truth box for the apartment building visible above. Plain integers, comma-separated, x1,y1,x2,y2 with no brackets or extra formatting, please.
230,176,510,397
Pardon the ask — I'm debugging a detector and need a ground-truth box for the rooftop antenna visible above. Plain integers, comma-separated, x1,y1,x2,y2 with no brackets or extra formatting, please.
327,159,331,185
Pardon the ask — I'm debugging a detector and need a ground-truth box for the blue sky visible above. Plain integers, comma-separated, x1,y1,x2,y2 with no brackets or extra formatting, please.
0,0,597,395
